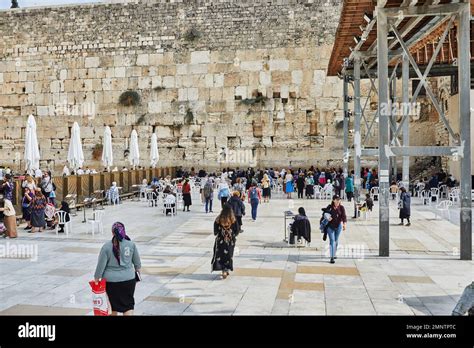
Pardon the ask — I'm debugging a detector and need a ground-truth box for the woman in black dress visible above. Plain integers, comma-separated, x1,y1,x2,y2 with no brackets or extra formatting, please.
211,205,239,279
398,187,411,226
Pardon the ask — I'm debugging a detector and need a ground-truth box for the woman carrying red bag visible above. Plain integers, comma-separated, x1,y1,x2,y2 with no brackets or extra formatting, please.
94,222,141,316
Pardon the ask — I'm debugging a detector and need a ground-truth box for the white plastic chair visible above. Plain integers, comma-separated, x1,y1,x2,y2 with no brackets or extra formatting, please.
55,210,72,236
430,188,439,205
421,190,431,205
438,184,448,199
87,210,104,236
176,192,184,209
449,188,460,204
415,183,425,198
147,191,158,207
435,200,453,220
370,187,379,201
163,202,177,216
314,185,321,199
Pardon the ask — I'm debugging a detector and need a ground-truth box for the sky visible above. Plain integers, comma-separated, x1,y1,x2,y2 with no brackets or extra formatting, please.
1,0,104,9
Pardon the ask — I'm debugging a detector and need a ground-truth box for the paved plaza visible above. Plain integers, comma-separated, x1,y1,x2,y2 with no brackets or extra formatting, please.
0,192,472,316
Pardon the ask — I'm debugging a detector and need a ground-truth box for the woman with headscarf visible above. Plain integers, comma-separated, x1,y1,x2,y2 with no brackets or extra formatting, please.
211,205,239,279
182,178,192,212
30,188,47,233
398,187,411,226
94,222,141,316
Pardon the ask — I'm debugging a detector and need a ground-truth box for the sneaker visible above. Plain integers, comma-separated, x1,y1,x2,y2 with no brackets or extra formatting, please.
330,258,335,264
405,223,411,226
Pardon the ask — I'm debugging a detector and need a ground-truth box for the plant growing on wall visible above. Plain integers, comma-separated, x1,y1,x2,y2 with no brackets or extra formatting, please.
184,28,201,41
92,143,103,160
241,94,269,106
137,114,146,125
184,108,194,124
119,91,141,106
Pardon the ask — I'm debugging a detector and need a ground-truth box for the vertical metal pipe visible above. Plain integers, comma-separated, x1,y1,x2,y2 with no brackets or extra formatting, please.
353,56,362,209
391,74,398,182
377,7,390,257
458,4,472,260
402,53,410,189
343,75,350,176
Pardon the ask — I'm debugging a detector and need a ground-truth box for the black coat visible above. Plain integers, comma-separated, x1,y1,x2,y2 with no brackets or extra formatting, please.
399,192,411,218
296,177,305,190
291,216,311,243
227,196,245,217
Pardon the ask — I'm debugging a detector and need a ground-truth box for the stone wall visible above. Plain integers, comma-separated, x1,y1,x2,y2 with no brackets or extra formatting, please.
0,0,346,172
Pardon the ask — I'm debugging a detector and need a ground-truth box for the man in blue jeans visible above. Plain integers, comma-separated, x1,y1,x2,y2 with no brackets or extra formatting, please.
325,195,347,264
247,183,261,222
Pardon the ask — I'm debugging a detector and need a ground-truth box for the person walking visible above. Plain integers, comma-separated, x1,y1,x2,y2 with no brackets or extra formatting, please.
217,181,231,209
94,222,141,316
203,178,214,213
345,171,354,202
247,182,262,222
296,173,305,199
227,191,246,233
261,173,271,203
285,171,294,199
182,178,192,212
0,197,17,238
398,187,411,226
325,195,347,264
30,188,47,233
211,205,239,279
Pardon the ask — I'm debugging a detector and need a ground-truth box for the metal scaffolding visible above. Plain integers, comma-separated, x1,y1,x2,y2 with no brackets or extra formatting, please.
338,0,472,260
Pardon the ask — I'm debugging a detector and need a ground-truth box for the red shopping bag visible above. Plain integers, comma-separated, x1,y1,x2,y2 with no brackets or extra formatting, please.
89,279,110,316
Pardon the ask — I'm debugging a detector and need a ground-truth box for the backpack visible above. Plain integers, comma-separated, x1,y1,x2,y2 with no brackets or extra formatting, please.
250,187,258,200
203,183,212,198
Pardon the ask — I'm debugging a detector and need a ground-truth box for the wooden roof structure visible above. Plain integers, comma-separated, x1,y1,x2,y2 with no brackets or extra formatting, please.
327,0,474,76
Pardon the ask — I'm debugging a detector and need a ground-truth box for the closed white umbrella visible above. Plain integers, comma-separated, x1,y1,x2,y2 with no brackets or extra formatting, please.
67,122,85,171
150,133,159,168
129,129,140,169
24,114,41,174
101,126,113,171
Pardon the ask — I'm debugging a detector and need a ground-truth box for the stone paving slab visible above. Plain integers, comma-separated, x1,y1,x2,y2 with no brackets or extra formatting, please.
0,197,472,315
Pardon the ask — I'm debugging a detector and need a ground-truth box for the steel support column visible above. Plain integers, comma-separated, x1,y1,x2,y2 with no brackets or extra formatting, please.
390,72,398,181
343,76,350,175
353,57,362,212
377,6,390,257
458,4,472,260
401,53,410,188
